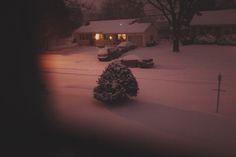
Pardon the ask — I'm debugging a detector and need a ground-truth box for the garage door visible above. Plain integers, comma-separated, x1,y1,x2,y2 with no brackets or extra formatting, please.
128,35,143,47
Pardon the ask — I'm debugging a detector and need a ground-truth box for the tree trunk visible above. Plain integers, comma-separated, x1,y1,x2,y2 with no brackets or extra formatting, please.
172,29,180,52
173,38,180,52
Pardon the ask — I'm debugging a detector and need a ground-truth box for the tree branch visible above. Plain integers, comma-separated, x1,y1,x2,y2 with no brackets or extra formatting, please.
147,0,172,25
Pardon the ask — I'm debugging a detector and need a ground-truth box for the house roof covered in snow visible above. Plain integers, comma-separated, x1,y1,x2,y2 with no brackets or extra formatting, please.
191,9,236,26
75,19,152,34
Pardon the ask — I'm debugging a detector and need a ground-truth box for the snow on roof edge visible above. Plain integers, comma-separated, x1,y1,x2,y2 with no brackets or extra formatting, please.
191,9,236,26
75,18,152,34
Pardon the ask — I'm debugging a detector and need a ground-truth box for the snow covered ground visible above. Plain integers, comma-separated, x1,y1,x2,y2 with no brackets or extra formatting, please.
40,43,236,156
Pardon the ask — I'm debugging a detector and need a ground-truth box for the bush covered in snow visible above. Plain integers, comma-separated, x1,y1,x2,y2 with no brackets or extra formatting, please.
216,35,236,45
94,61,139,104
194,34,216,44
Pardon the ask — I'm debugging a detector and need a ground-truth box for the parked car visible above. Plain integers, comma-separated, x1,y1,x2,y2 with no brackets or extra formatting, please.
116,41,137,53
97,41,137,61
138,59,154,68
120,55,154,68
97,47,121,61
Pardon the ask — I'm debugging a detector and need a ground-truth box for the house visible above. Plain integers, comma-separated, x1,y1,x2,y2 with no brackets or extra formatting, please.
190,9,236,38
73,19,158,47
138,15,169,39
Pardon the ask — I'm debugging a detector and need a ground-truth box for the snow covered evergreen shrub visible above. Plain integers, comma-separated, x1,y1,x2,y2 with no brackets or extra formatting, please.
194,34,216,44
94,61,139,104
216,35,236,45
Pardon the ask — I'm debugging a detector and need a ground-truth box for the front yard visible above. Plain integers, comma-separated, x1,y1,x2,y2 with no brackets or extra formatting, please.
40,43,236,156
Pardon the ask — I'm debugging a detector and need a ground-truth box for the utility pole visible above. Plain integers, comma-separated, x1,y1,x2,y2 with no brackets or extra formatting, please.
216,73,222,113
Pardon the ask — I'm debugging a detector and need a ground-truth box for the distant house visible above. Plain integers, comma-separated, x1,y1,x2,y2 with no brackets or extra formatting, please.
73,19,158,47
190,9,236,38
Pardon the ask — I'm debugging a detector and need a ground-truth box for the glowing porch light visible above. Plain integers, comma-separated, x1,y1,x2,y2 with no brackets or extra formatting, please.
109,35,113,40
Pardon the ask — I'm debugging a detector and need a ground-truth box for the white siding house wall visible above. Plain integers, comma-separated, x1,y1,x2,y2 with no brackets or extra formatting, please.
128,33,144,47
144,25,158,46
74,19,158,47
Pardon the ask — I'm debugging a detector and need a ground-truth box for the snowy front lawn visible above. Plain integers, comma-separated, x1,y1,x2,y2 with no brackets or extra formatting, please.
41,43,236,156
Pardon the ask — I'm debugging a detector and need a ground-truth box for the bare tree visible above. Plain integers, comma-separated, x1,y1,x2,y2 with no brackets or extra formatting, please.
101,0,145,20
147,0,199,52
64,0,99,21
31,0,83,51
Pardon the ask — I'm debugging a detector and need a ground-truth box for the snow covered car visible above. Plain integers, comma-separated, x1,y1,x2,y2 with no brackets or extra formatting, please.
97,47,121,61
116,41,137,53
138,59,154,68
120,55,154,68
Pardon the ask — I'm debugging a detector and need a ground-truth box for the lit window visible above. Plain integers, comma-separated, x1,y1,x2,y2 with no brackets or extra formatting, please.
118,34,127,40
95,33,100,40
95,33,103,40
109,35,113,40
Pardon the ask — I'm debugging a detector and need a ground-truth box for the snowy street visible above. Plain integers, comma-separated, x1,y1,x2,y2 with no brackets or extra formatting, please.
40,43,236,156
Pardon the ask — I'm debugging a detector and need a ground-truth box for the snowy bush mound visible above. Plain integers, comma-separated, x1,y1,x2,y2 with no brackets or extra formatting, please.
94,61,139,104
217,35,236,45
194,34,216,44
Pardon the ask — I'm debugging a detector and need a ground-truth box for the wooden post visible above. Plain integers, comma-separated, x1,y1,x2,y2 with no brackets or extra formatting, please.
216,74,222,113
